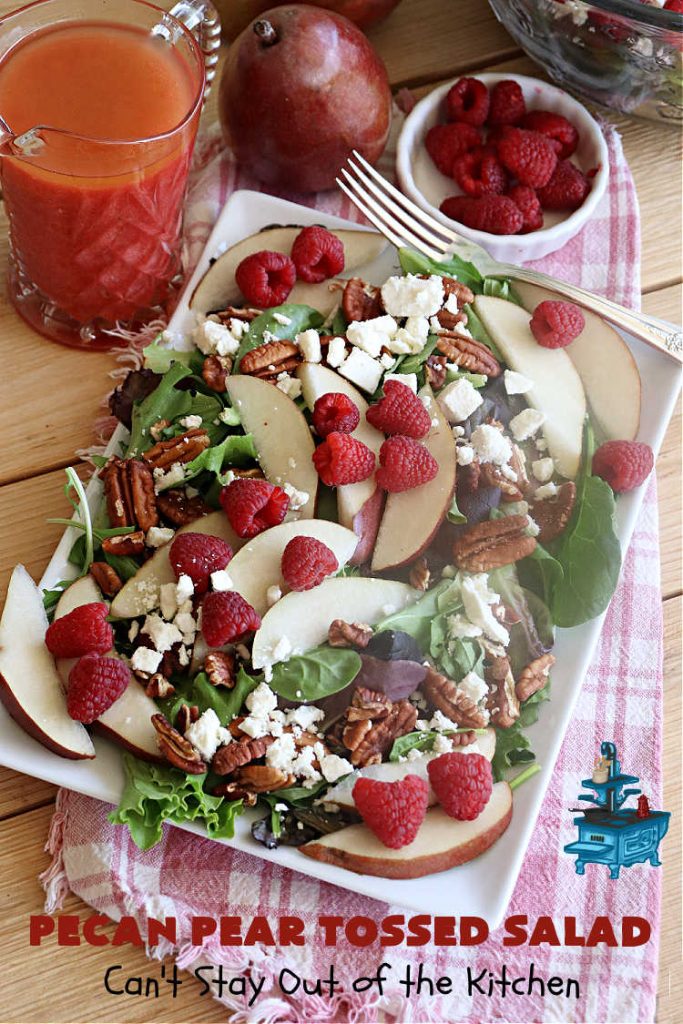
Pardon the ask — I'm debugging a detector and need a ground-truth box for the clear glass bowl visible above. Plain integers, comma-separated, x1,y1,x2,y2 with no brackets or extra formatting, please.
487,0,683,123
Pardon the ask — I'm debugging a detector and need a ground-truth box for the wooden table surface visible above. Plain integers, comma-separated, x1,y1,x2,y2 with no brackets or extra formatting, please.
0,2,680,1021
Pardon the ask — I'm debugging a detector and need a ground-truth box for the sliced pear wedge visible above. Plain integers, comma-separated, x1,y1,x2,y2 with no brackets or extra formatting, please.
189,226,387,316
473,295,586,479
300,781,513,878
0,565,95,759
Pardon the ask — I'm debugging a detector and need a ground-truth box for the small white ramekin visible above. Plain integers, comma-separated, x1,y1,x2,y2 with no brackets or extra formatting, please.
396,72,610,264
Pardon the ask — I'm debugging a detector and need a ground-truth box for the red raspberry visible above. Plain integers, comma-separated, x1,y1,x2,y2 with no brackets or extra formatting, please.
312,393,360,438
520,110,579,159
425,123,482,176
235,250,296,308
440,195,523,235
530,300,585,348
664,0,683,9
290,226,345,284
592,440,654,494
281,536,339,592
312,432,376,487
488,79,527,126
376,436,438,493
507,185,544,233
452,147,508,197
366,380,431,438
537,159,590,211
428,751,493,820
220,478,289,538
45,603,113,659
497,128,558,188
201,591,261,647
446,78,489,127
169,533,233,595
353,774,429,849
67,653,130,723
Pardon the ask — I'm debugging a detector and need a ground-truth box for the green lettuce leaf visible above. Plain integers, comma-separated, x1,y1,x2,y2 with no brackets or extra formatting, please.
179,433,258,488
127,363,193,456
376,579,453,649
142,337,195,374
398,247,484,294
109,754,243,850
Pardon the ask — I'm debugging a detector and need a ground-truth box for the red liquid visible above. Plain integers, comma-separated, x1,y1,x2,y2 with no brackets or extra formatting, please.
0,21,200,326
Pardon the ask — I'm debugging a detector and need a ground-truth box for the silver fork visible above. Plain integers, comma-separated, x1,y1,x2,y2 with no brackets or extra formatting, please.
337,151,683,365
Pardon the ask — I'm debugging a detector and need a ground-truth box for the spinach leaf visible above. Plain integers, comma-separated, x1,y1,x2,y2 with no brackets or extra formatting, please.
268,647,361,702
328,307,348,337
462,304,505,361
179,433,258,488
235,305,324,371
444,368,487,388
490,683,551,782
376,579,452,649
270,779,329,803
518,544,565,609
398,247,484,294
127,363,193,456
395,335,439,376
42,579,76,616
195,667,260,724
389,728,483,762
103,552,140,582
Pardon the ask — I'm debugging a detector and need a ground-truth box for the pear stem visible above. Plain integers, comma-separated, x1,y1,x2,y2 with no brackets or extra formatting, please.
253,20,278,47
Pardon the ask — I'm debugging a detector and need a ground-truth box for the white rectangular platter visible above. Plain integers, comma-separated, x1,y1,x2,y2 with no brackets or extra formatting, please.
0,189,679,927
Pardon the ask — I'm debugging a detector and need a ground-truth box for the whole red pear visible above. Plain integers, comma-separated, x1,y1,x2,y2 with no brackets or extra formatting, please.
216,0,403,40
219,4,392,193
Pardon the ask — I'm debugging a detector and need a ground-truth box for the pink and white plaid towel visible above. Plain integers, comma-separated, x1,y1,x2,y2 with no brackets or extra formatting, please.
41,109,665,1024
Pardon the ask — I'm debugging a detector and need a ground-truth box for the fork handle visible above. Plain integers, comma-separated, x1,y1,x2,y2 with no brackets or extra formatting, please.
496,265,683,366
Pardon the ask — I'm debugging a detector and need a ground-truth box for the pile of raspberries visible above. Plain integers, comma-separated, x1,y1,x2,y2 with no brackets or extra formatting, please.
426,77,595,236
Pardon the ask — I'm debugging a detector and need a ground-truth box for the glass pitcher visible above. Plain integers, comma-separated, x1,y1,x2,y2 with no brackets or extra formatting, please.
0,0,220,349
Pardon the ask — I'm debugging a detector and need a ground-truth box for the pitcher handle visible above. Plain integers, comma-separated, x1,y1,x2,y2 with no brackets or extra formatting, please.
161,1,221,98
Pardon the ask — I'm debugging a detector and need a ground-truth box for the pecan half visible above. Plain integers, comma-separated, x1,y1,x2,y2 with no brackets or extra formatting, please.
341,687,416,766
422,667,489,729
240,340,301,380
342,277,384,322
451,729,478,748
150,419,171,442
328,620,373,649
152,714,207,773
409,556,431,591
436,333,501,377
89,561,122,597
156,488,212,526
530,482,576,543
145,674,176,699
425,353,447,390
213,736,274,776
202,354,232,392
215,306,262,323
435,308,468,331
127,460,159,532
479,463,524,502
142,429,210,470
452,514,536,572
211,781,258,806
441,277,475,306
101,530,145,557
176,704,199,734
205,651,236,688
516,654,555,702
485,656,520,729
233,765,293,793
103,457,134,528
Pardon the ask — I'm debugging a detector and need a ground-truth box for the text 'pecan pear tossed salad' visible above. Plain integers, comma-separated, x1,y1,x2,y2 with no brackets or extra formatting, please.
0,224,653,879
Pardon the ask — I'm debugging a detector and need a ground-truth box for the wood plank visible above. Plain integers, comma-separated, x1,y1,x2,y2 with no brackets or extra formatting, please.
0,768,56,820
0,804,227,1023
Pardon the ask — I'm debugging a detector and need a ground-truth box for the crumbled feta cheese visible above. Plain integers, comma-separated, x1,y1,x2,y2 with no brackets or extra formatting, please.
384,372,418,393
381,274,444,318
534,482,559,501
346,315,398,358
262,330,279,344
319,754,353,783
158,583,178,621
406,747,425,761
441,564,456,579
178,645,189,668
228,317,248,338
176,574,194,604
296,329,322,363
380,352,395,370
338,347,383,393
128,621,140,643
444,292,460,315
131,646,162,675
154,462,185,491
386,316,430,355
536,438,548,451
266,734,297,772
526,516,540,537
504,370,533,395
185,708,232,761
447,613,483,639
429,315,446,335
326,336,347,368
461,574,509,646
210,570,233,592
429,709,455,733
458,670,488,706
246,681,278,717
432,732,453,754
272,312,292,326
266,585,282,607
415,719,429,732
291,745,323,786
437,378,483,423
500,464,518,482
470,424,513,465
456,445,475,467
532,457,554,483
180,414,203,430
275,373,303,400
193,319,240,357
146,526,175,549
141,614,183,653
282,482,309,511
174,610,196,638
509,407,546,442
285,704,324,731
453,425,465,437
271,636,292,664
240,716,271,739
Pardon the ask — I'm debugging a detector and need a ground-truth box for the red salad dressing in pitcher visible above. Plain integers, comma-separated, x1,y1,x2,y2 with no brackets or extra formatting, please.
0,20,200,327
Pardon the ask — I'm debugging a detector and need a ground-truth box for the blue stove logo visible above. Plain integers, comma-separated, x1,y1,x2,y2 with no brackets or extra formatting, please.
564,741,670,880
